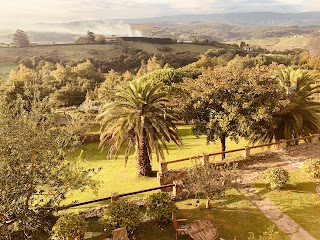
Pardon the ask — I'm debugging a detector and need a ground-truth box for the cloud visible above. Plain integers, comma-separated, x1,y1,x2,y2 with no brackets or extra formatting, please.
1,0,320,23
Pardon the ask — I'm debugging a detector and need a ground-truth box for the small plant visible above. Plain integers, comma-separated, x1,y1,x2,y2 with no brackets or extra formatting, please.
51,214,86,240
264,167,289,190
100,199,142,236
303,158,320,179
146,192,177,224
248,225,285,240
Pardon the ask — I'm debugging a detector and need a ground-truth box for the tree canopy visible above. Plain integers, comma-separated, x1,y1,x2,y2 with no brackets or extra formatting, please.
12,29,30,47
0,96,97,239
97,77,181,176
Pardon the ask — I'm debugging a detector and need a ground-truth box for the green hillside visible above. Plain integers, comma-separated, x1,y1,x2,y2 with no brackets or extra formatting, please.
0,43,122,73
228,35,311,51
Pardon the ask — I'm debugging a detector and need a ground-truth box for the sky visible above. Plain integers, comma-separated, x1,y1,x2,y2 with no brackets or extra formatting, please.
1,0,320,23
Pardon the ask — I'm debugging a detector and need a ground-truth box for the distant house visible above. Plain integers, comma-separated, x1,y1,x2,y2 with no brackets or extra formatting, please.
177,39,192,43
243,44,254,51
105,35,117,43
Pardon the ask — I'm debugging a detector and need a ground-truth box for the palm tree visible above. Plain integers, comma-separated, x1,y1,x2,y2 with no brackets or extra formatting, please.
97,78,181,176
254,67,320,143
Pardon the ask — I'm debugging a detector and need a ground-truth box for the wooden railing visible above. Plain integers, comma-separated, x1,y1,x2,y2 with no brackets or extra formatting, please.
55,183,178,210
158,134,320,174
52,134,320,211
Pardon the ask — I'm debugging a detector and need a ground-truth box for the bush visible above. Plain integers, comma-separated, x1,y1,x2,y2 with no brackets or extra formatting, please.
146,192,177,224
248,225,285,240
100,199,142,236
51,214,86,240
303,158,320,179
264,167,289,190
184,163,241,208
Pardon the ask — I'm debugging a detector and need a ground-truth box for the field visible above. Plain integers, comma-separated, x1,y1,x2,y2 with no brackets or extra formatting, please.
0,43,122,73
0,42,218,74
227,35,311,52
64,125,276,210
124,42,216,55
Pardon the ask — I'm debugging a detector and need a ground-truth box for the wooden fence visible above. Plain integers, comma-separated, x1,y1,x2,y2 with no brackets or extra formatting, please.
56,183,181,210
55,134,320,211
158,134,320,174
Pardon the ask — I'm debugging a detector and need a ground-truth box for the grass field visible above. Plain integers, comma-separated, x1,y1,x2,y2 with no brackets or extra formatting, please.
255,170,320,239
227,35,311,51
125,42,216,55
64,125,276,210
0,43,122,73
85,190,288,240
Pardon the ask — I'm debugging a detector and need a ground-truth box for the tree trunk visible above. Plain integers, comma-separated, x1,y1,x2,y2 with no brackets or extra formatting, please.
206,199,211,209
220,133,226,160
136,130,152,176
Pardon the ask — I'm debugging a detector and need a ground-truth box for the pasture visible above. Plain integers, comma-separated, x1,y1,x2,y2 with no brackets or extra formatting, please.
0,43,122,73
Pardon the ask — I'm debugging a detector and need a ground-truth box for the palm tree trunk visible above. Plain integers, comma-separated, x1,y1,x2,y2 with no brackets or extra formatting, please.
137,130,152,176
220,133,226,160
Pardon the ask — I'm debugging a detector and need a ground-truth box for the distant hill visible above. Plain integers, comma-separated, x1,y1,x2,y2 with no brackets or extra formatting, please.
125,12,320,26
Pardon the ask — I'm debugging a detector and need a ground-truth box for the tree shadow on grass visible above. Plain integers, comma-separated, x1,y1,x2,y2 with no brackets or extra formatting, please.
285,181,318,193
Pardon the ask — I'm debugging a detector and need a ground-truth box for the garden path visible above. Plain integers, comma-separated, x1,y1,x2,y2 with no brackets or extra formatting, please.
237,142,320,240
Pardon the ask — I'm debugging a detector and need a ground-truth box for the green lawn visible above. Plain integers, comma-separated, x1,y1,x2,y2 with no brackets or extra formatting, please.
85,190,288,240
64,125,276,210
255,170,320,239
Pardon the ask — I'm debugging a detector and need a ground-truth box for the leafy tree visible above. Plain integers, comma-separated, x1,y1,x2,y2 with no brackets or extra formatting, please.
12,29,30,47
97,78,181,176
179,66,280,158
0,96,96,239
86,30,95,43
94,34,106,44
251,67,320,143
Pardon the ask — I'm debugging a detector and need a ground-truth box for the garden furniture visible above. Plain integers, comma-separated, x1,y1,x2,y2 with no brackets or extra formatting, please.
188,219,218,240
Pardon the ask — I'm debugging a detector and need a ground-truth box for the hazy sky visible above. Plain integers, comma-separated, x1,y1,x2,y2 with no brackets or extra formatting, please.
1,0,320,23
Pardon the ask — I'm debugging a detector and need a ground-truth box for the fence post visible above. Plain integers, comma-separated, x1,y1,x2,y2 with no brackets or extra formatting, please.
311,134,319,143
111,193,119,202
243,146,250,158
159,161,168,174
200,153,209,166
280,139,287,150
172,180,183,197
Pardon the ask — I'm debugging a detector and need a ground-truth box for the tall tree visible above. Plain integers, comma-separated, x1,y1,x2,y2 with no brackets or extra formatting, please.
0,96,96,239
97,78,181,176
179,66,279,158
251,67,320,143
13,29,30,47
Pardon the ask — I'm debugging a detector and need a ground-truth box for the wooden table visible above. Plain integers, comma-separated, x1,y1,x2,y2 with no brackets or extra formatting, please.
188,220,218,240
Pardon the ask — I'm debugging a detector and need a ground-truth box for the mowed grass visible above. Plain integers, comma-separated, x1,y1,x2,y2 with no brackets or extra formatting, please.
85,190,288,240
65,125,276,210
254,170,320,239
125,42,216,55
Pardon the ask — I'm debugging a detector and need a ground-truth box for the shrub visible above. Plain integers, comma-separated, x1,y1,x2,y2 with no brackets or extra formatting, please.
184,163,241,208
264,167,289,190
51,214,86,240
248,225,285,240
303,158,320,179
146,192,177,224
100,199,142,236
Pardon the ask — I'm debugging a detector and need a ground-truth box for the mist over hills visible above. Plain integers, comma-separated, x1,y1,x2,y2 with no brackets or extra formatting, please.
125,12,320,26
0,21,142,44
0,12,320,44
